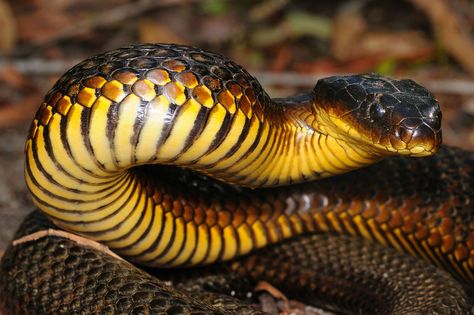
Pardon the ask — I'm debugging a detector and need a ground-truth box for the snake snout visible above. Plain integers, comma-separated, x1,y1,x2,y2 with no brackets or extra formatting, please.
395,117,442,155
384,79,442,156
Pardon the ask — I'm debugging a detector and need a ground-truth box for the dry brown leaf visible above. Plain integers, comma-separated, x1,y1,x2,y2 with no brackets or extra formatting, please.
331,8,366,60
255,281,289,302
355,31,433,60
0,66,30,89
14,0,201,47
0,94,39,128
12,229,125,261
331,1,434,63
255,281,290,314
249,0,289,21
138,18,188,45
196,13,242,44
15,4,71,43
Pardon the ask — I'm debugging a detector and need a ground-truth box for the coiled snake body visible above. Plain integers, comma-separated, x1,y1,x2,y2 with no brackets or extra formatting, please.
0,44,473,314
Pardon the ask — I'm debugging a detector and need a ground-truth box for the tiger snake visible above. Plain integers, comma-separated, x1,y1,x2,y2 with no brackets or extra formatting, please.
0,43,472,314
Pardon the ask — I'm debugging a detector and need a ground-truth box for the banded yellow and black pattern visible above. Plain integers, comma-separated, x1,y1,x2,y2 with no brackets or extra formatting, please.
23,44,472,285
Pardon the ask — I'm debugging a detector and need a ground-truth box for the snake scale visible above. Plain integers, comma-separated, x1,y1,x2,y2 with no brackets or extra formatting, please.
0,43,473,314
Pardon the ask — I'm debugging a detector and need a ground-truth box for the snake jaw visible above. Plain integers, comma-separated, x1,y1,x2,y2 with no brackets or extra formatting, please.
391,117,442,156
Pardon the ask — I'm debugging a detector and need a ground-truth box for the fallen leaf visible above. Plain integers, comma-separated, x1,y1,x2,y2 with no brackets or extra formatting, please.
331,3,434,63
13,229,125,262
255,281,290,314
270,45,294,72
139,18,188,45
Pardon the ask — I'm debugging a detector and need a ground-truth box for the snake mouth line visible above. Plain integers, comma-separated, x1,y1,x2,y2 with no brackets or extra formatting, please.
316,109,441,159
391,119,442,156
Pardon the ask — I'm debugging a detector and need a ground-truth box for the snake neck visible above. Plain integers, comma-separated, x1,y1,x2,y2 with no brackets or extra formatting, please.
24,89,384,197
152,91,385,188
147,92,384,187
228,92,384,187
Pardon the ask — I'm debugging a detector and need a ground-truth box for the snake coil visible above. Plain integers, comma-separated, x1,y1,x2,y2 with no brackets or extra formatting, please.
0,43,473,314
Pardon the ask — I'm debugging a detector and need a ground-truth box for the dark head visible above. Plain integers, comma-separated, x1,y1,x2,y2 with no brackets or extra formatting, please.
312,74,441,157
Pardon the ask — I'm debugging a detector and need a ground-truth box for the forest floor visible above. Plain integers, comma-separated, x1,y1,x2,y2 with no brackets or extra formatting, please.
0,0,473,313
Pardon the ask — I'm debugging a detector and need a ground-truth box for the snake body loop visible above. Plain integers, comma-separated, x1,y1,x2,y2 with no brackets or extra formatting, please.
24,44,449,267
1,43,473,313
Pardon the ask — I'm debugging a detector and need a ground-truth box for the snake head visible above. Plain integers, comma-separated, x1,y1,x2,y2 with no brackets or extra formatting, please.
313,74,442,157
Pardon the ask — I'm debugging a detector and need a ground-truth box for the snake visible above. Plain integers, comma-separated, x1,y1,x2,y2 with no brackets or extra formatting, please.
0,43,473,314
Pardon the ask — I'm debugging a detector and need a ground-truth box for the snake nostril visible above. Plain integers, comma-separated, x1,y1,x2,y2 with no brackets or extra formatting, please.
397,118,439,148
407,123,437,150
369,102,386,121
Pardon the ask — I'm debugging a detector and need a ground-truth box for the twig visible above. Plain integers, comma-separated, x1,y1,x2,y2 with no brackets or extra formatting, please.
0,58,80,75
12,229,125,262
256,71,333,88
421,79,474,96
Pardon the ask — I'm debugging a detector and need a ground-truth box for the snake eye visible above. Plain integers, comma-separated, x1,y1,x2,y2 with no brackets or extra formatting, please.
369,101,386,121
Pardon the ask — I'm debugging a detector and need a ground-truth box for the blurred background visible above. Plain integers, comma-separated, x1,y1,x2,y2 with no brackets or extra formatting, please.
0,0,473,310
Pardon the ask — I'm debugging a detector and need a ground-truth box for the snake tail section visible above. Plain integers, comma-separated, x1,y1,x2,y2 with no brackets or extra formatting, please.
0,211,471,315
0,212,262,315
